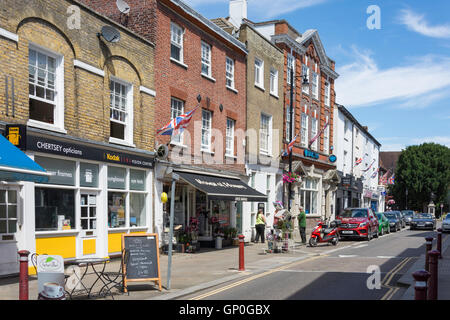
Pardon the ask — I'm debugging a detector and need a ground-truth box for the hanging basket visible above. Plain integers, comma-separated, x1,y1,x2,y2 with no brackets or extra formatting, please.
282,172,301,184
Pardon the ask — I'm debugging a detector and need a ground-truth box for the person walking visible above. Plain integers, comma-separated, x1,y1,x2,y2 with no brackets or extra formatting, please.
298,206,307,245
255,209,267,243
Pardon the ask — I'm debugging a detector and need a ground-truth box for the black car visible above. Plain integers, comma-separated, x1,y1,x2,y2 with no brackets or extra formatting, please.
402,210,415,225
391,211,406,228
384,212,401,232
410,213,436,230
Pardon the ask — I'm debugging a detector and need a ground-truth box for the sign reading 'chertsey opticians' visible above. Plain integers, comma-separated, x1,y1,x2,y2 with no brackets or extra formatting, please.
27,135,154,169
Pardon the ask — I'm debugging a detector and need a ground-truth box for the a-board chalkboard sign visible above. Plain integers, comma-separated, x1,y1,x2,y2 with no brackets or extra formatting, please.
122,233,161,292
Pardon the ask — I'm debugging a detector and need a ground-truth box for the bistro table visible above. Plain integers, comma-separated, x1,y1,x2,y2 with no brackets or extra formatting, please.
66,257,111,299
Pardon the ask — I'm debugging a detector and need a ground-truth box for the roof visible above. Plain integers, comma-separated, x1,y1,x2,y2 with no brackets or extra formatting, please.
336,104,382,147
380,152,402,171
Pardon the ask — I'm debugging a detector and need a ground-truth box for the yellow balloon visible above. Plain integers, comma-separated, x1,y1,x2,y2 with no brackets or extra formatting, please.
161,192,168,204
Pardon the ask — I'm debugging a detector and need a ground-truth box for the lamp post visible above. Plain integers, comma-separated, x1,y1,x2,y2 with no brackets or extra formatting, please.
405,187,408,210
287,68,309,212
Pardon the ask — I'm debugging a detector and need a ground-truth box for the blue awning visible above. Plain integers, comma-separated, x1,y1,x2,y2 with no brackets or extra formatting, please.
0,134,50,183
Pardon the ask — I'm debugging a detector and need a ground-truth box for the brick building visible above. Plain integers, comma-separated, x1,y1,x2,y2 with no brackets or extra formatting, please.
0,0,156,275
251,19,341,228
80,0,267,247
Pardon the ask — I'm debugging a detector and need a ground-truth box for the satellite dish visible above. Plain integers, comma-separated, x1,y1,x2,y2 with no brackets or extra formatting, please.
99,25,121,43
116,0,130,14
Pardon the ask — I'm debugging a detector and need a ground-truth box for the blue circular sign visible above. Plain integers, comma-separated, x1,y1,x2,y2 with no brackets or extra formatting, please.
329,155,337,163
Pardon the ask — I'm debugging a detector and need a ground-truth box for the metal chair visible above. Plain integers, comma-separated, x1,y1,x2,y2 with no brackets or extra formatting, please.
99,249,130,299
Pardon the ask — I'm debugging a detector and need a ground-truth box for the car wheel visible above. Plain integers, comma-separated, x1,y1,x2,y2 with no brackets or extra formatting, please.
380,227,384,236
374,228,379,238
366,230,372,241
386,226,390,234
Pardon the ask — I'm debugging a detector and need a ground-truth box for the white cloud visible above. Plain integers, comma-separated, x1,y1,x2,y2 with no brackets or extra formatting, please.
335,47,450,108
412,136,450,147
398,9,450,39
183,0,328,19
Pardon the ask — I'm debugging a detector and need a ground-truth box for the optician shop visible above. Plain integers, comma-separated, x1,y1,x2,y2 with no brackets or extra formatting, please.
0,129,155,276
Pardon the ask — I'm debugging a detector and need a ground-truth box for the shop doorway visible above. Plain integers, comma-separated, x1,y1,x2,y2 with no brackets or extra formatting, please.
80,192,98,257
0,188,20,276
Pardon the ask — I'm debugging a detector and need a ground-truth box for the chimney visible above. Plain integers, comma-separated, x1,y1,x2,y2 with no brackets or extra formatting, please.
229,0,247,28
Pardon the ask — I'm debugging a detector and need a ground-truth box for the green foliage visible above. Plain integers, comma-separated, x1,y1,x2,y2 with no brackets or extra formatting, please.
391,143,450,211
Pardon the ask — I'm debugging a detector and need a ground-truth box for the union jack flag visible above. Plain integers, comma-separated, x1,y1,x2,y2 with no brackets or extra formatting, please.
156,105,200,136
388,174,395,185
371,167,379,179
281,134,298,157
354,157,363,166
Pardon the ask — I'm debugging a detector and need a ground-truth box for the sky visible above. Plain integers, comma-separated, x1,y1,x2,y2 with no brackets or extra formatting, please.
182,0,450,151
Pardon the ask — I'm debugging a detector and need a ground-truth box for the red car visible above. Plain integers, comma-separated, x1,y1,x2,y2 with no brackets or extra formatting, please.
336,208,379,241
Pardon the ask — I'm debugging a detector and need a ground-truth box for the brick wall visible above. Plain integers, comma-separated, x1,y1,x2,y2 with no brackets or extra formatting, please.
0,0,155,151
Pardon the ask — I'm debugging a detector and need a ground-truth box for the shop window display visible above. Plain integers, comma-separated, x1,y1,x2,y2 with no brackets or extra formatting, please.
35,188,75,231
130,193,145,227
108,192,126,228
211,200,230,236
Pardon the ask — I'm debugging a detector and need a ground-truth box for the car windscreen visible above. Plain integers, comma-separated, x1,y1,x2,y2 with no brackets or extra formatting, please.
402,211,414,216
341,209,367,218
376,214,382,219
446,214,450,220
384,213,396,219
416,213,432,219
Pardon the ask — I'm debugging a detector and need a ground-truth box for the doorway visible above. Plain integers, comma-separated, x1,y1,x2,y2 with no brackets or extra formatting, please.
80,192,98,257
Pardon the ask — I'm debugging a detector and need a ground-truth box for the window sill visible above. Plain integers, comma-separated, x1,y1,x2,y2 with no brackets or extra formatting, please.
270,92,279,99
170,57,188,69
108,227,129,232
27,119,67,134
170,142,188,149
226,86,238,94
201,73,216,83
259,151,271,157
109,137,136,148
254,84,265,92
35,230,80,237
201,149,214,155
225,154,237,160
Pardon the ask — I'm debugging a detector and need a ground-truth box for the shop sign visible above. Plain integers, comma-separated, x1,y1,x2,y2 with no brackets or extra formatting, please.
80,162,99,188
194,179,247,189
35,156,75,186
108,166,126,189
304,149,319,160
5,124,27,150
27,135,154,169
130,169,146,191
328,154,337,163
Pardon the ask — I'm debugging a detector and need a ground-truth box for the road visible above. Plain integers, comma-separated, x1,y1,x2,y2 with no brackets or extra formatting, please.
178,225,442,300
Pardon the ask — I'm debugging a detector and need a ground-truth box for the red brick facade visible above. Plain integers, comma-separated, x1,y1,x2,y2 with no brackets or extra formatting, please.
80,0,247,175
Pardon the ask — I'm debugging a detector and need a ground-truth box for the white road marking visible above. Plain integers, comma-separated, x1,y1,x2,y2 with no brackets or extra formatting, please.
338,255,358,258
354,244,369,249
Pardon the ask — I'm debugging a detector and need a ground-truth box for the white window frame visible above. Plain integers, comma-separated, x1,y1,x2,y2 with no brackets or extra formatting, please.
201,109,212,152
226,118,235,156
201,41,212,77
301,113,308,147
285,106,294,142
324,80,330,106
226,57,235,89
302,64,310,94
0,189,19,236
170,97,184,145
300,178,319,215
287,54,295,85
260,113,272,155
109,77,134,146
324,116,329,155
27,44,65,133
311,117,318,151
269,68,278,96
170,22,184,63
312,72,319,100
254,58,264,89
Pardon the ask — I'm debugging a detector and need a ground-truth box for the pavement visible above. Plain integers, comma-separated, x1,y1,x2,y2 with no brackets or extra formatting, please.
398,230,450,300
2,225,449,300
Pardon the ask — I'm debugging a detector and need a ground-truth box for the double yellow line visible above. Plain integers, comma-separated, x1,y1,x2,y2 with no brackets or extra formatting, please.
190,255,324,300
380,257,412,300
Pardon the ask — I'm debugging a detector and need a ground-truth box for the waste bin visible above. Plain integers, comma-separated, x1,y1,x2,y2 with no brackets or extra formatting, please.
215,237,222,249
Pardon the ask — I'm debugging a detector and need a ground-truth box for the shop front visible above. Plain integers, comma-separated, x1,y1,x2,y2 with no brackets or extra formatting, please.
5,131,155,275
336,174,363,216
155,165,267,249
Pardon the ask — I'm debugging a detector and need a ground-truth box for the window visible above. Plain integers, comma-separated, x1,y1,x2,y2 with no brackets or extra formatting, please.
226,118,235,156
110,79,132,143
28,47,63,128
201,41,212,76
171,22,183,62
35,188,75,231
302,64,310,94
270,68,278,96
80,194,97,231
287,54,295,85
0,190,17,234
254,58,264,88
201,109,212,151
226,57,235,89
301,113,308,146
285,106,294,141
299,178,319,215
324,80,330,106
312,72,319,99
311,117,318,151
170,97,184,144
324,116,329,154
260,113,272,154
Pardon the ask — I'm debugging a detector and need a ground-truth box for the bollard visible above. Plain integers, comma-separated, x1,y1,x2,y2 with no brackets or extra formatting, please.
428,250,440,300
238,235,245,271
18,250,30,300
412,270,431,300
425,237,433,272
437,228,442,259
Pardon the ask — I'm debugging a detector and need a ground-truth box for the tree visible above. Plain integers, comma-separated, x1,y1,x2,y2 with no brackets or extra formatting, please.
390,143,450,212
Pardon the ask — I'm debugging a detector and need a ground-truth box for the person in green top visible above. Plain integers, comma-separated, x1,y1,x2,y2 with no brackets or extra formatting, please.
254,209,267,243
298,206,307,244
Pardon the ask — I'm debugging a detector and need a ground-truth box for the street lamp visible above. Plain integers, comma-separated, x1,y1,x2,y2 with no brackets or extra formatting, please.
287,69,309,212
405,187,408,210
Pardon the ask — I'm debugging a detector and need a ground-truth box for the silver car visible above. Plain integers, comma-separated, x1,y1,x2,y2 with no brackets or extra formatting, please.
442,214,450,233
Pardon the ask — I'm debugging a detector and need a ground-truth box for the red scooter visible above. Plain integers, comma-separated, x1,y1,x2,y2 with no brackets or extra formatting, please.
309,219,339,247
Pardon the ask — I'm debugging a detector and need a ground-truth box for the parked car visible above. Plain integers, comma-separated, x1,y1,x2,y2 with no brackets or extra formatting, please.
402,210,415,225
442,214,450,233
384,212,401,232
376,212,390,236
392,211,406,228
336,208,379,241
410,213,436,230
